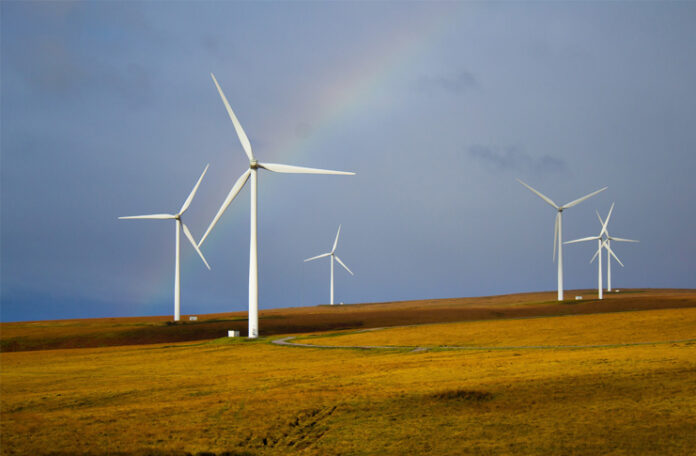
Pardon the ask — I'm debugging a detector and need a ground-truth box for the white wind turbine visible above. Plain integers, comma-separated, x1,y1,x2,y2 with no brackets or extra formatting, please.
304,225,354,305
198,73,355,338
517,179,607,301
595,205,639,292
564,203,615,299
119,165,211,321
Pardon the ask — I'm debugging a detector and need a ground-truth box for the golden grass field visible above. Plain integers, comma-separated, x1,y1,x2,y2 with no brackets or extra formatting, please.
1,289,695,455
296,307,696,348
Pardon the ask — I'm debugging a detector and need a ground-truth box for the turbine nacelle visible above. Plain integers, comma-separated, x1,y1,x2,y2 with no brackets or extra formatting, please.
596,207,639,245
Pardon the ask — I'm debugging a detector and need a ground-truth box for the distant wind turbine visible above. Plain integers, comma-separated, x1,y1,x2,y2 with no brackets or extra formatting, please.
198,73,355,338
517,179,607,301
304,225,354,305
564,203,615,299
595,205,639,292
120,165,211,321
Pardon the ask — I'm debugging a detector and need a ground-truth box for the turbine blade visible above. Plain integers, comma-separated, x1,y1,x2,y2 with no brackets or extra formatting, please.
179,164,210,215
119,214,176,220
553,212,559,261
210,73,254,161
332,225,341,253
562,186,607,209
198,169,250,247
599,202,614,237
609,236,639,243
304,252,331,262
335,256,354,275
517,178,559,209
590,247,600,264
259,162,355,175
564,236,599,245
596,210,605,226
606,244,624,267
182,222,211,270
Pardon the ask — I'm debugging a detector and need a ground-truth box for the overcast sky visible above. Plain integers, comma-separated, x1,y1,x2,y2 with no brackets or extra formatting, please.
2,1,695,322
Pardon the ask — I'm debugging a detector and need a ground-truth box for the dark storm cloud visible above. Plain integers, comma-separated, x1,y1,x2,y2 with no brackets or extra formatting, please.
201,34,221,54
8,38,153,108
467,145,568,176
3,1,155,108
200,33,232,64
416,71,477,94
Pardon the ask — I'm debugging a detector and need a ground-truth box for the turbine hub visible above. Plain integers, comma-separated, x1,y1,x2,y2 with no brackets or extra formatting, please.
250,160,259,169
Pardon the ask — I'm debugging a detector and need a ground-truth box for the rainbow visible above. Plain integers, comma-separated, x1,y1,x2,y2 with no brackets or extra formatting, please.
141,6,460,312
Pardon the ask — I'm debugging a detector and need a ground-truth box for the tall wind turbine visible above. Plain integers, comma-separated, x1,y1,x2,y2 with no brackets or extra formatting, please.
304,225,354,305
199,73,355,338
595,205,639,292
564,203,615,299
120,165,211,321
517,179,607,301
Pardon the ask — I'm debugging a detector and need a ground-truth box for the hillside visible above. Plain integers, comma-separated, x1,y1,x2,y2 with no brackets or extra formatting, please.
2,288,694,352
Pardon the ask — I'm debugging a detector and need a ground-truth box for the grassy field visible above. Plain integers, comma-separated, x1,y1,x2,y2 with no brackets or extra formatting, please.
1,289,695,455
296,307,696,348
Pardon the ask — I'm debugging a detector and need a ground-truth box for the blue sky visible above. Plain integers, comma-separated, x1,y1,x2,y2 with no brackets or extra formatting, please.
2,1,695,322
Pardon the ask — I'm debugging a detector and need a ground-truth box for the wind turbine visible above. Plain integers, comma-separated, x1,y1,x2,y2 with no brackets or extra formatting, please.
119,165,211,321
304,225,354,305
564,203,615,299
517,179,607,301
198,73,355,338
595,205,639,292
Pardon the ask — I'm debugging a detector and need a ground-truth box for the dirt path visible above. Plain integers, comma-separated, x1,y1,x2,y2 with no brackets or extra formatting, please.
271,335,696,351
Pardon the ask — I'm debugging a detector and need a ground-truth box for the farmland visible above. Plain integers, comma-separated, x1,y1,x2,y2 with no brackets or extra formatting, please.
1,289,695,455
